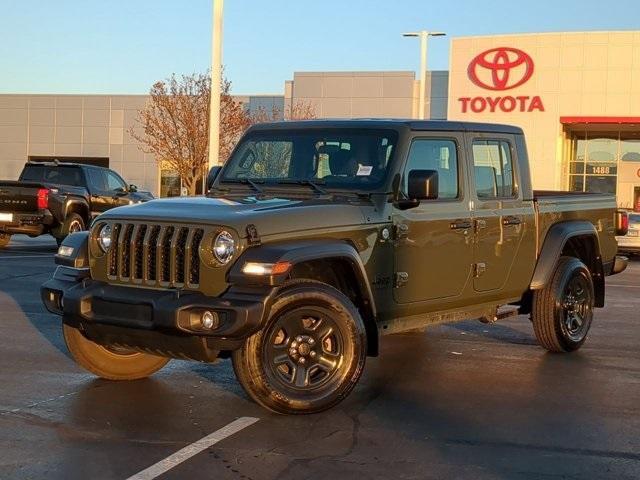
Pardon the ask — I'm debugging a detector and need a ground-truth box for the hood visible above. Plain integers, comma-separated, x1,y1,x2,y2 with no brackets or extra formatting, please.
98,195,368,237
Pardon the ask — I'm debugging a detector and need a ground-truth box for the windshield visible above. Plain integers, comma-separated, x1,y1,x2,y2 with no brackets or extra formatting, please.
221,129,398,191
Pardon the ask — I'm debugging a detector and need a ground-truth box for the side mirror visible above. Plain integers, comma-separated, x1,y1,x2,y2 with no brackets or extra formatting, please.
395,170,438,211
207,166,222,190
128,184,138,193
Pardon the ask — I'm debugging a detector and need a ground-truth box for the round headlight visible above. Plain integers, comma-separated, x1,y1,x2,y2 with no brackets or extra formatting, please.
213,231,235,264
97,224,112,252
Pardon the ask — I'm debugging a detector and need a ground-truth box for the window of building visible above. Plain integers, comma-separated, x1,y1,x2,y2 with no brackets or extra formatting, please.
404,139,459,199
621,139,640,162
160,170,181,197
566,130,640,195
472,140,515,199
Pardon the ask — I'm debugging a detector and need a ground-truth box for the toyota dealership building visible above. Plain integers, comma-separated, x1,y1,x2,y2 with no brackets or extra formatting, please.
0,30,638,208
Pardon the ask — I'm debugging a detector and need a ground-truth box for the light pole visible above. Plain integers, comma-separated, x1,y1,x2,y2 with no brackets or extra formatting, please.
208,0,224,170
402,31,446,120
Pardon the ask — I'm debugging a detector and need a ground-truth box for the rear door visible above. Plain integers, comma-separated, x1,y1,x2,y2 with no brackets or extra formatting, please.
468,134,530,293
393,133,473,304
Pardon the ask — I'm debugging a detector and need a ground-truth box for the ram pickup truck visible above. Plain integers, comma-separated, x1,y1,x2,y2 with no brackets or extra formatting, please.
42,120,629,414
0,162,152,247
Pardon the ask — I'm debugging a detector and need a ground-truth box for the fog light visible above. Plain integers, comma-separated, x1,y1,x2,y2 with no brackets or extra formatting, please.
201,310,219,330
47,290,64,313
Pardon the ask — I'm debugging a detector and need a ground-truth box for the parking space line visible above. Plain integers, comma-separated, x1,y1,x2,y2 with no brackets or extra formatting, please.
126,416,259,480
0,255,54,259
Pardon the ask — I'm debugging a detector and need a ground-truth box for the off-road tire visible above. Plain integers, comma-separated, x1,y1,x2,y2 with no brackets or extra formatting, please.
55,213,85,246
63,324,169,380
0,233,10,248
232,279,367,414
532,256,595,353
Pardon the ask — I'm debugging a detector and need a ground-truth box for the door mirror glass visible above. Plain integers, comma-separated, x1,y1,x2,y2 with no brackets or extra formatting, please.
128,184,138,193
408,169,439,200
207,166,222,190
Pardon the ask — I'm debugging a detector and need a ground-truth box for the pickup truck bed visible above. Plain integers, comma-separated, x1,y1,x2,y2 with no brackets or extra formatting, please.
534,190,618,259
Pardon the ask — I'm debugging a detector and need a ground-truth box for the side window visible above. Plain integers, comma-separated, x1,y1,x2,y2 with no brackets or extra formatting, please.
404,139,459,199
472,140,515,199
44,167,83,186
86,169,106,191
105,171,127,191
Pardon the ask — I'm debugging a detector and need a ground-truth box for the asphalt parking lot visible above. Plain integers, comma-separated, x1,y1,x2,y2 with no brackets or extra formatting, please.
0,235,639,480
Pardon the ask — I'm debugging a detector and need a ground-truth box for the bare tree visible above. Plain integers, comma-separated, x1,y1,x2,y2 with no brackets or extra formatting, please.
250,100,317,124
247,101,317,178
129,72,250,195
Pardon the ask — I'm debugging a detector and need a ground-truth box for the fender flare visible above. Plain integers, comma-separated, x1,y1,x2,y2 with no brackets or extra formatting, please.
228,239,377,317
530,220,602,291
64,198,90,222
55,231,89,268
228,239,379,355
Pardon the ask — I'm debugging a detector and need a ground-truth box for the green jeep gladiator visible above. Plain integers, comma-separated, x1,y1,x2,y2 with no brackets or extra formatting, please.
42,120,629,414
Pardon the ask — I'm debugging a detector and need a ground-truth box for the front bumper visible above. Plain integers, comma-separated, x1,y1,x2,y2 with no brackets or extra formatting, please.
41,266,276,362
0,210,54,236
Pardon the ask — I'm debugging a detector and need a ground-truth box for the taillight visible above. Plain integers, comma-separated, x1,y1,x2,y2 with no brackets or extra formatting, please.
615,210,629,236
37,188,49,210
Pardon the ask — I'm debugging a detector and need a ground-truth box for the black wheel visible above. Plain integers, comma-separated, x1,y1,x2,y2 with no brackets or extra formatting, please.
0,233,10,248
63,324,169,380
232,279,367,414
55,213,85,245
532,256,594,352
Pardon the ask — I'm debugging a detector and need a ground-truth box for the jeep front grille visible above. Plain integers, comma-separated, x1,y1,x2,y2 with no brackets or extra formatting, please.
107,223,204,288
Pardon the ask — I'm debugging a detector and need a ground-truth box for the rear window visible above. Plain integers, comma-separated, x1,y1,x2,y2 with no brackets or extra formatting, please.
21,165,84,186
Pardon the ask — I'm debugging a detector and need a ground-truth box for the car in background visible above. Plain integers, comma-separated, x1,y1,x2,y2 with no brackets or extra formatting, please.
0,161,153,247
617,211,640,256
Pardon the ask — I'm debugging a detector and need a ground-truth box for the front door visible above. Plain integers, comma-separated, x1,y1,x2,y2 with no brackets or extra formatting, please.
85,168,111,215
469,136,527,292
393,135,473,304
105,170,132,207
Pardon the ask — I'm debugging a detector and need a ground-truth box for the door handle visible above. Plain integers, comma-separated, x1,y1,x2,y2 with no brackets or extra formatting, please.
450,219,472,230
502,216,522,226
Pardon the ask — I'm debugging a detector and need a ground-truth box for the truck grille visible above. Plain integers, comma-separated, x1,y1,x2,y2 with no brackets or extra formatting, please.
107,223,204,288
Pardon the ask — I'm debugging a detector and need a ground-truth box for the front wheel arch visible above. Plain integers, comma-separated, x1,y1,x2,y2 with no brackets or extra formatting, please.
228,240,379,356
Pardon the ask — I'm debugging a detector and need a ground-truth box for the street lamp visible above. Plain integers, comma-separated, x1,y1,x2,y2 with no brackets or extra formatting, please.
208,0,224,170
402,31,446,120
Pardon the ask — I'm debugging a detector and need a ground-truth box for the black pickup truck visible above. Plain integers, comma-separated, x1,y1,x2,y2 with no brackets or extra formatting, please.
0,162,153,247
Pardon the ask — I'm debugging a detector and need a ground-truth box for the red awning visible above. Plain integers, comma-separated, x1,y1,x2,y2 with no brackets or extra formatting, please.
560,116,640,124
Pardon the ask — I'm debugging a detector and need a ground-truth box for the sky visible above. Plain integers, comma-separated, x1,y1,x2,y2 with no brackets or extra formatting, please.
1,0,639,95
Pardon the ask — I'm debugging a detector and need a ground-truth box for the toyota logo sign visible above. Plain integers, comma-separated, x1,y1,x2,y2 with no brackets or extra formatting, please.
468,47,534,91
458,46,544,114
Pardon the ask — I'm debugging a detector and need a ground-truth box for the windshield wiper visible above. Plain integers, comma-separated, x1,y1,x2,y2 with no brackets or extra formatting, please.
276,179,328,195
222,178,264,194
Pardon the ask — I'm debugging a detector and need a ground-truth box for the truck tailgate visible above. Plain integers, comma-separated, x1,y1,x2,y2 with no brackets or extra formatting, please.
0,181,45,213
